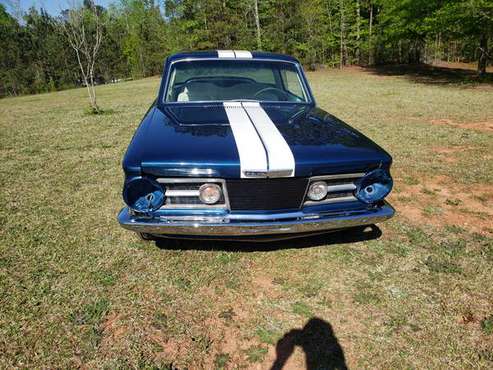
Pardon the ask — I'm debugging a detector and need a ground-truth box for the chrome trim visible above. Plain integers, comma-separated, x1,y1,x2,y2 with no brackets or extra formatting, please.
165,189,200,197
117,202,395,237
326,184,357,192
149,168,221,177
304,195,358,206
242,169,293,178
157,178,225,184
310,173,365,180
159,204,227,210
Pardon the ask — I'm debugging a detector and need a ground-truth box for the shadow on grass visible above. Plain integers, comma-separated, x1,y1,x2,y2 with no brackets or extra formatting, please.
83,107,117,116
153,225,382,252
271,317,348,370
365,64,493,86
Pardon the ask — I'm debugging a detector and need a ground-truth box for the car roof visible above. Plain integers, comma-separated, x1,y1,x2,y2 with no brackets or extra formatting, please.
167,50,300,64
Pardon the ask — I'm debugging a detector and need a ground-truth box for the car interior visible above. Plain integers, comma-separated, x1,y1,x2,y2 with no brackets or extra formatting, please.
165,60,308,103
168,76,305,102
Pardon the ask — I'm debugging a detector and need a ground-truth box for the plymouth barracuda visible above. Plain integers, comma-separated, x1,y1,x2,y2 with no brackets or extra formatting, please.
118,50,395,240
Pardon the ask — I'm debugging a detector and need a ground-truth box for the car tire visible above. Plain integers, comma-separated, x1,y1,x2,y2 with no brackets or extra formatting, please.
137,232,154,241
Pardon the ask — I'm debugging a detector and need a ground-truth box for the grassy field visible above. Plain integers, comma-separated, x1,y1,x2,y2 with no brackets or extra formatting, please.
0,66,492,369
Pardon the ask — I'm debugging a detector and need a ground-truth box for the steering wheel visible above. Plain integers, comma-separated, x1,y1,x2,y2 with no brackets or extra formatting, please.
254,87,289,101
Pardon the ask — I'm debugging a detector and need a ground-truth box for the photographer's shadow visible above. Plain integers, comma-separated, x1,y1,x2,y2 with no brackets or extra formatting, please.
271,317,348,370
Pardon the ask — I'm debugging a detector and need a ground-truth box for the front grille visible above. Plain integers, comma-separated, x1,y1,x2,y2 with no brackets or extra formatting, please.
226,178,309,211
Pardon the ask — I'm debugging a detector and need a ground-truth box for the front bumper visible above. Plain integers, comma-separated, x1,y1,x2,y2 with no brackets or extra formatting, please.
118,202,395,237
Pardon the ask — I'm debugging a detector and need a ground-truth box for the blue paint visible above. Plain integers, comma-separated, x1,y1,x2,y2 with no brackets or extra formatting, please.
121,51,394,221
122,102,391,179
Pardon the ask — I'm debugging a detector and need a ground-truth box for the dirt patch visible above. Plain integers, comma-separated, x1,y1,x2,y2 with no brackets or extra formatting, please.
431,146,472,163
391,175,493,235
252,274,281,300
431,146,465,154
100,311,128,346
430,119,493,133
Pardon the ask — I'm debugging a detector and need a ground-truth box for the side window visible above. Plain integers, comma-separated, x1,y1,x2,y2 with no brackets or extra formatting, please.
281,69,306,100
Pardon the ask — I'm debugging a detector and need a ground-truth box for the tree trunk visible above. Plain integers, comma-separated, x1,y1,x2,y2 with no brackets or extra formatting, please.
368,1,373,65
74,47,98,112
339,0,345,69
88,69,99,113
326,0,334,66
253,0,262,50
398,40,402,63
434,33,439,64
478,33,488,76
356,0,360,64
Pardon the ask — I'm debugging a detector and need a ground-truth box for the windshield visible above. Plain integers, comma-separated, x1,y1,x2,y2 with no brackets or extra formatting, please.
165,60,309,103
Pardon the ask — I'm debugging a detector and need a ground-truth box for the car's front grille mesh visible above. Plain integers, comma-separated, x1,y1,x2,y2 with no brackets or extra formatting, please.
226,178,309,211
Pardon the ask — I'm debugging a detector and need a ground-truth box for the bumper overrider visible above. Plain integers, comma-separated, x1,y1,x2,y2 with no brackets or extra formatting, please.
118,201,395,237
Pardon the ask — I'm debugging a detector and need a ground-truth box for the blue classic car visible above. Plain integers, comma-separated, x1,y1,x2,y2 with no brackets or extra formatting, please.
118,50,394,241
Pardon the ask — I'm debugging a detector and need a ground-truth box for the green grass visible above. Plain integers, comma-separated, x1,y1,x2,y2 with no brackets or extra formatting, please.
482,316,493,336
245,345,268,363
1,69,492,368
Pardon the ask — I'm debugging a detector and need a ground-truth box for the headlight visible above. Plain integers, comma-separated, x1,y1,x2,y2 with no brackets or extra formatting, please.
199,183,222,204
123,178,164,212
355,169,393,204
307,181,328,201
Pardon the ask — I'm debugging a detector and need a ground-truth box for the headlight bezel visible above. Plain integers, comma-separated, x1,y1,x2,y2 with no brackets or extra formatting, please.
354,169,393,204
123,177,165,213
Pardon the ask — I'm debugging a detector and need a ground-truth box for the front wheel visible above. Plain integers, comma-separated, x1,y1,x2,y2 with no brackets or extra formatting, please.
137,232,154,241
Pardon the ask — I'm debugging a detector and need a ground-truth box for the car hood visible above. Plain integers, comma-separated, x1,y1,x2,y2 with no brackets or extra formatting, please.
123,103,391,178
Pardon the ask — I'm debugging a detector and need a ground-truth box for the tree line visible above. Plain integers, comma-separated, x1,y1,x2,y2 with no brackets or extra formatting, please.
1,0,491,98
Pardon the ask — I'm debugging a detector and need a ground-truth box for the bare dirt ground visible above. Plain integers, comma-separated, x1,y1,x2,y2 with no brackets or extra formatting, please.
430,119,493,133
391,174,493,235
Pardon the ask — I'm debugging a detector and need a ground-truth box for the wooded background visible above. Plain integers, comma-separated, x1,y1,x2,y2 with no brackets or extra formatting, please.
1,0,491,97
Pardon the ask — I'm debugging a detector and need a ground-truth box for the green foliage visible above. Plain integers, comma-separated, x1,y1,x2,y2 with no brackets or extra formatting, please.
292,301,313,317
481,315,493,335
0,0,492,98
70,298,110,325
245,345,268,363
214,353,230,369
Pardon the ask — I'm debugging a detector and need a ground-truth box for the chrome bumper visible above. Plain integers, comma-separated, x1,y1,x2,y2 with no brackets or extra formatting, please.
118,202,394,237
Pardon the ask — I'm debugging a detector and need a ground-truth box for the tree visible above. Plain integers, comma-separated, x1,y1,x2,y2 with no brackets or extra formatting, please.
0,4,24,96
119,0,168,77
432,0,493,75
1,0,492,99
61,1,104,112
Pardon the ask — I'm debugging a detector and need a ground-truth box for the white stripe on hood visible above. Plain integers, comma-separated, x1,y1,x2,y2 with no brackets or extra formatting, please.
217,50,235,58
223,102,268,178
242,102,295,177
217,50,253,59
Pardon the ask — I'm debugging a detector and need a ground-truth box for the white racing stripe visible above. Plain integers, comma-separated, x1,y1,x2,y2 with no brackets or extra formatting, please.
223,102,268,178
217,50,252,59
242,102,295,177
217,50,235,58
234,50,253,58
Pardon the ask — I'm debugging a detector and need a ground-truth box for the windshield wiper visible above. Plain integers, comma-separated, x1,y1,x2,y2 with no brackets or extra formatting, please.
225,99,260,102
